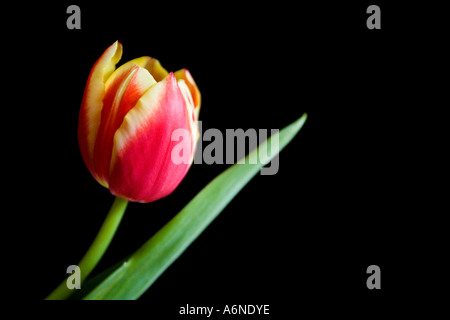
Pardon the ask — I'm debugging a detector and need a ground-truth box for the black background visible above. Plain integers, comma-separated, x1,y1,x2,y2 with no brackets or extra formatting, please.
4,0,445,316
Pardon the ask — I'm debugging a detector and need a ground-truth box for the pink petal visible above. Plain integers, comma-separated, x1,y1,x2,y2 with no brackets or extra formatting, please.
109,73,194,202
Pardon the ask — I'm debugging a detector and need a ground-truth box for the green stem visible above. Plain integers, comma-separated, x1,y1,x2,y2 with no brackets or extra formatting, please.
46,196,128,300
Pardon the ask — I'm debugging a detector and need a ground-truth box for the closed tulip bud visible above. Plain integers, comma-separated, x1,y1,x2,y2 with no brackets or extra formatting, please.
78,41,201,203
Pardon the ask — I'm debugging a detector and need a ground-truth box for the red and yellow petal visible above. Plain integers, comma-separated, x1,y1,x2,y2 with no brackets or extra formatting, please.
93,65,157,186
174,68,201,118
108,73,193,202
175,69,201,153
78,41,122,178
137,57,170,82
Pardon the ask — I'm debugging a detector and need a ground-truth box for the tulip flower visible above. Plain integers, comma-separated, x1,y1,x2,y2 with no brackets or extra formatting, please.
47,40,307,302
47,42,201,300
78,41,201,203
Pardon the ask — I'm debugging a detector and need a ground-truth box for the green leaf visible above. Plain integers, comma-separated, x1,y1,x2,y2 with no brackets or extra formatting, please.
83,114,307,300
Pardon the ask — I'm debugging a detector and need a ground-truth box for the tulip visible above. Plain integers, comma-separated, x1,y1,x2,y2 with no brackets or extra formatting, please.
78,41,201,203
